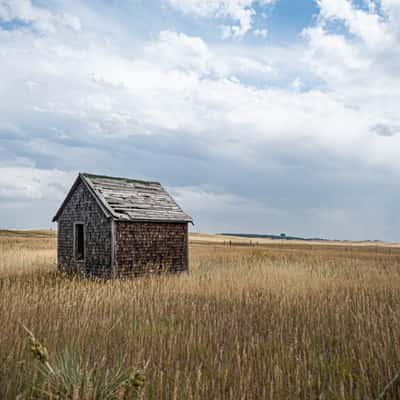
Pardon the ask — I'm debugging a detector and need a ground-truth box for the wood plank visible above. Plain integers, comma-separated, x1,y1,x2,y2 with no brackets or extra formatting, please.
86,175,192,223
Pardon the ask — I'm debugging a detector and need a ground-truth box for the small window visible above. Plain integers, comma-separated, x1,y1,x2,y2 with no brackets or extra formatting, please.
74,223,85,260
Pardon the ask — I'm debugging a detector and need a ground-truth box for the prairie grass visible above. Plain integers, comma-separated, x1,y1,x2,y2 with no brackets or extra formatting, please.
0,234,56,277
1,233,400,398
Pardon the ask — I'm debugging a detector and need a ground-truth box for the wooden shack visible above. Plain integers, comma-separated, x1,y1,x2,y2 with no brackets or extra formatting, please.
52,173,193,277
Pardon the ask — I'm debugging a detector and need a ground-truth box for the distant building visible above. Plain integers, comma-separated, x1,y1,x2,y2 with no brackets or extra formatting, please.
52,173,193,277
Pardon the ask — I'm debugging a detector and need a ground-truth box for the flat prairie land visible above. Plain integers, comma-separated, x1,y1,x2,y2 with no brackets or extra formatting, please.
1,231,400,399
191,232,400,247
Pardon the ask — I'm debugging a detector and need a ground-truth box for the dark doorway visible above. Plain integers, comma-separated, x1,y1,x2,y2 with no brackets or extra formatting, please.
75,223,85,260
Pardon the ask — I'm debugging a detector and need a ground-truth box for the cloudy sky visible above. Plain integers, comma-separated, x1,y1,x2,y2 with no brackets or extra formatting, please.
0,0,399,240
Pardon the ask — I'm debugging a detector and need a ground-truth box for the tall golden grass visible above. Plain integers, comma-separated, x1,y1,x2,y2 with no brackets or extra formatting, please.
1,233,400,399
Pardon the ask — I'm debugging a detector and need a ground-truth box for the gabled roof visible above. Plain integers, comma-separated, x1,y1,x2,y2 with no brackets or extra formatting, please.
53,173,193,224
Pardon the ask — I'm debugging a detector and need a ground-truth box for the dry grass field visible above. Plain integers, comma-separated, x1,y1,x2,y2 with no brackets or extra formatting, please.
1,231,400,399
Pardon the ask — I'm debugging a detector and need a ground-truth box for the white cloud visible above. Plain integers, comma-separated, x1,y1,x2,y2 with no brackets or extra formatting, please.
253,28,268,38
144,30,214,74
170,186,284,233
0,167,73,201
166,0,274,37
0,21,399,172
303,0,400,157
171,186,246,213
291,77,303,91
144,30,274,78
317,0,392,47
0,0,80,32
1,0,400,238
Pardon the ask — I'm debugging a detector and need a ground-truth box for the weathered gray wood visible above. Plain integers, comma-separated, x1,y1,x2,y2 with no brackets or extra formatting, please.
53,172,192,278
56,179,113,276
115,221,189,276
81,173,193,223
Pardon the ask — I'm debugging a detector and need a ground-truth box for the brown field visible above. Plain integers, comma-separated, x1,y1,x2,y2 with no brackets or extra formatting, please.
1,230,400,399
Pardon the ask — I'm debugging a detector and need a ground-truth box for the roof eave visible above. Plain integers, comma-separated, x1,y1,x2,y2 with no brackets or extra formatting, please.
52,173,114,222
112,217,193,224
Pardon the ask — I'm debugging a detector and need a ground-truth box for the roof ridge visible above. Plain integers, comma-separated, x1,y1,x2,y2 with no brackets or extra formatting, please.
81,172,160,185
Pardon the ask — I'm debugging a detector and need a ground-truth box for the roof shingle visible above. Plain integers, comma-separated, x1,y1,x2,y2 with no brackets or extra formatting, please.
53,173,193,223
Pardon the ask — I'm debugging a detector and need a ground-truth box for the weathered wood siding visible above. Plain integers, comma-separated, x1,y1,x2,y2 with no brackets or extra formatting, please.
57,180,112,276
115,221,188,276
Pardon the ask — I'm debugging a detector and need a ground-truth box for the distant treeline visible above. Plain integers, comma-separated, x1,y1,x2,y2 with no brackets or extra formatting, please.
220,233,383,243
220,233,328,242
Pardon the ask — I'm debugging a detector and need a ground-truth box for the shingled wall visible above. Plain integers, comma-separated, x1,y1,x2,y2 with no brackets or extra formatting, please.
115,221,188,276
57,180,112,276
